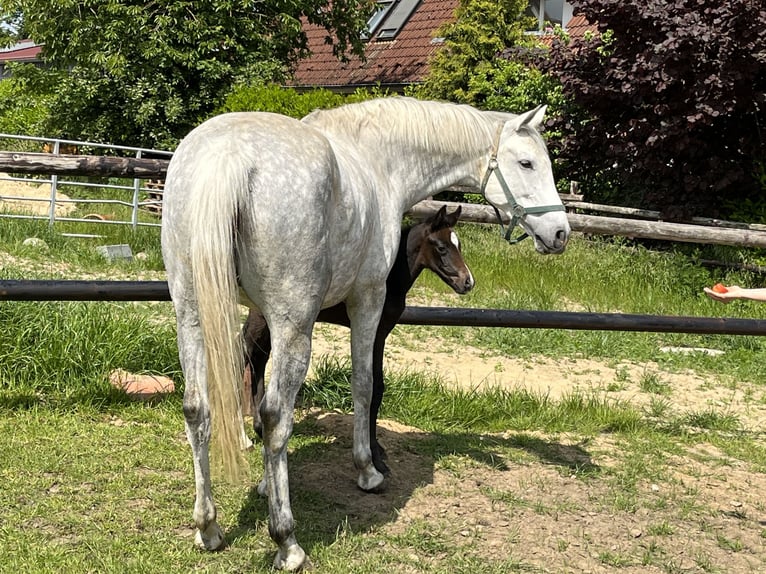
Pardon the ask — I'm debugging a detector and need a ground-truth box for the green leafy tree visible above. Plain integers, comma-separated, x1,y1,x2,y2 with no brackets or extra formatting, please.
413,0,550,113
542,0,766,218
4,0,373,149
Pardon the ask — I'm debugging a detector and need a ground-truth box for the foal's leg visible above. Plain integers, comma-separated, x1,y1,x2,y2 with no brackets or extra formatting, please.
370,324,393,475
243,311,271,439
259,319,314,570
347,288,387,492
175,303,225,551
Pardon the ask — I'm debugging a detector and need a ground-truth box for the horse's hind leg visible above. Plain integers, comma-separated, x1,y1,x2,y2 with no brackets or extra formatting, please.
259,319,313,570
175,303,225,551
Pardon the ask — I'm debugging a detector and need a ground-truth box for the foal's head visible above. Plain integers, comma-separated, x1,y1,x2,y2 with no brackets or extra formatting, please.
410,205,474,294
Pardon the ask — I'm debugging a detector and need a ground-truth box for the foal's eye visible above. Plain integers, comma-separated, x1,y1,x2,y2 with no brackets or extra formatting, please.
519,159,533,169
436,245,449,256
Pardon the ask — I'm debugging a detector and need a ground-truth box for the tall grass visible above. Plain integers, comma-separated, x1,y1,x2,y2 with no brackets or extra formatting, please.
0,299,180,407
4,218,766,411
304,356,643,435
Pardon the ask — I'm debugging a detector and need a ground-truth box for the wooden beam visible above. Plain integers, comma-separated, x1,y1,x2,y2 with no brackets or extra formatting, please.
566,200,766,232
0,152,169,178
407,199,766,249
3,153,766,249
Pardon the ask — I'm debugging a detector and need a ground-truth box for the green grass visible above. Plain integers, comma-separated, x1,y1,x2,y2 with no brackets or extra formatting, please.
3,220,766,572
414,224,766,382
0,216,165,273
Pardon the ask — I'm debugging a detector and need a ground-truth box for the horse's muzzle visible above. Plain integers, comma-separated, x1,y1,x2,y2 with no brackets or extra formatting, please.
535,228,569,254
454,273,475,294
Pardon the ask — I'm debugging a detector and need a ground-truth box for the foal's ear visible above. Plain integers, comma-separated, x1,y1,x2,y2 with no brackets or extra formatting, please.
443,205,461,227
430,204,449,229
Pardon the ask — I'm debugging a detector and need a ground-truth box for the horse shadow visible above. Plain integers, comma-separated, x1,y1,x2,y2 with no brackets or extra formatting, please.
228,411,599,553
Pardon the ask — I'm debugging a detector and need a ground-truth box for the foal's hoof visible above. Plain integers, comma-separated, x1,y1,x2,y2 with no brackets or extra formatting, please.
372,444,391,476
273,542,309,571
194,522,226,551
372,455,391,476
256,477,268,497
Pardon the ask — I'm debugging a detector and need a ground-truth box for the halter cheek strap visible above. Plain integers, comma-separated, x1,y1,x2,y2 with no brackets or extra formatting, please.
480,125,566,245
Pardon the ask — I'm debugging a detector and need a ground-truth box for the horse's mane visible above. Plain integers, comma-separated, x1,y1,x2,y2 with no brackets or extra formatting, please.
303,97,498,158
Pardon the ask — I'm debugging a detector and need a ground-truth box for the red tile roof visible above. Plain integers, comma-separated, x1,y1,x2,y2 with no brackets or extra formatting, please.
290,7,598,91
0,40,42,62
561,14,598,40
529,14,598,47
289,0,459,91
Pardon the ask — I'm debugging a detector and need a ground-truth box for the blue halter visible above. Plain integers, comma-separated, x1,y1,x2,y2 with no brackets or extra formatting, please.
480,127,566,244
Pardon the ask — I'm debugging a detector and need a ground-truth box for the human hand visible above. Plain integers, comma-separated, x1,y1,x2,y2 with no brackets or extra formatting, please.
703,284,744,302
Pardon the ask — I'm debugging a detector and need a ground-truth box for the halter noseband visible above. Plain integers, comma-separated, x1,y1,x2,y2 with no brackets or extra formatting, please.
480,124,566,244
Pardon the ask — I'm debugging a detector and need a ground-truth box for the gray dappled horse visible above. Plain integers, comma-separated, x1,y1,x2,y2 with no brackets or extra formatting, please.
161,97,570,570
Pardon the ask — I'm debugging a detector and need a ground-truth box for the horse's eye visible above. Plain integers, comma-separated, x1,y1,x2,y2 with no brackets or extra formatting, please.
436,245,449,256
520,159,533,169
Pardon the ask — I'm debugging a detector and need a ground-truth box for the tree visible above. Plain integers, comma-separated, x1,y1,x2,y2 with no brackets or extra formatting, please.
413,0,551,112
5,0,373,149
542,0,766,219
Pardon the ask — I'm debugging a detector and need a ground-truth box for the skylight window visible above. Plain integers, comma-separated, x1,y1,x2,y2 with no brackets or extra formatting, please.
363,0,421,41
525,0,573,33
364,0,395,38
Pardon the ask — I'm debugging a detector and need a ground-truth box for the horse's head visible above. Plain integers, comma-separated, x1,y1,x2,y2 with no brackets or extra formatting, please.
482,106,570,254
411,205,474,294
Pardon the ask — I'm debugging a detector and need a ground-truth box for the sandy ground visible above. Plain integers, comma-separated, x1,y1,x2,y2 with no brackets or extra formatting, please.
0,172,75,217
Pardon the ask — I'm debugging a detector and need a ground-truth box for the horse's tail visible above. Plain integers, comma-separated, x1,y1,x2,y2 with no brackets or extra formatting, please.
186,156,249,482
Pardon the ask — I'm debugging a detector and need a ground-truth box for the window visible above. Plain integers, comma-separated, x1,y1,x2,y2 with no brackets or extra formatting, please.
363,0,421,41
525,0,573,33
377,0,421,39
364,0,395,39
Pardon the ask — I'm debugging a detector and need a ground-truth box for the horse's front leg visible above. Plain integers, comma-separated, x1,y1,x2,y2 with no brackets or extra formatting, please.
347,286,387,493
175,305,225,551
243,310,271,440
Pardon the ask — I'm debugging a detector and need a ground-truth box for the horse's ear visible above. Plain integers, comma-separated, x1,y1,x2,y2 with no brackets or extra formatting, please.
443,205,461,227
509,104,547,132
430,204,448,228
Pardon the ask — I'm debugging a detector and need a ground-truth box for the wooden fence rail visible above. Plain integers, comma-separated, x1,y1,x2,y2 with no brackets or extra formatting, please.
2,280,765,336
408,200,766,249
3,152,766,248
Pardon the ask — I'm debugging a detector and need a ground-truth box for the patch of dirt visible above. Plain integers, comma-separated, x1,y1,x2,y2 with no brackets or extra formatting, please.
275,323,766,571
0,172,75,217
276,410,766,573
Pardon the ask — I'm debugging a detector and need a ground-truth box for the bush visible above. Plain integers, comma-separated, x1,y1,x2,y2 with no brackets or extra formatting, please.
217,84,386,119
0,70,52,142
543,0,766,219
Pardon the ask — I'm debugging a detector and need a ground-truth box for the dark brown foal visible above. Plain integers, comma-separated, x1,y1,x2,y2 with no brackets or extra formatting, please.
242,205,473,474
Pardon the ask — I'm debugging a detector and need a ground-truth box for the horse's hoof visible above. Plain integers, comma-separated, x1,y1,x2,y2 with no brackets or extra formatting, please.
373,457,391,476
372,443,390,474
273,543,309,571
256,477,268,497
194,522,226,551
357,468,387,493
